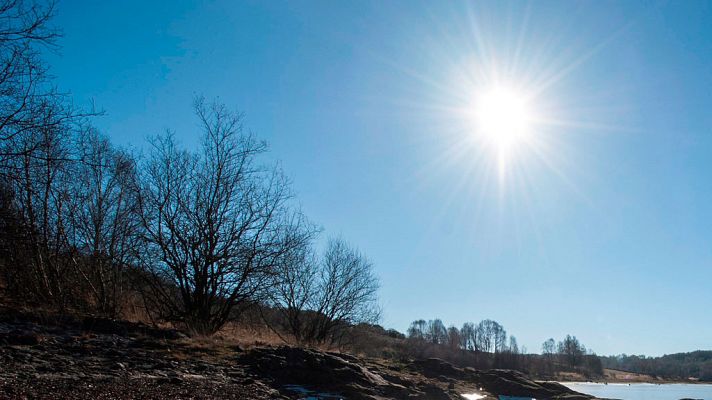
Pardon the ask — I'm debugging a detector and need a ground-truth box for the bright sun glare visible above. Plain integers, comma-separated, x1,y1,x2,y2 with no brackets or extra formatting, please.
475,87,532,154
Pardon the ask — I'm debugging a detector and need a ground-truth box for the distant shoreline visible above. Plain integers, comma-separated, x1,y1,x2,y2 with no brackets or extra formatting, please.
554,368,707,385
557,378,707,385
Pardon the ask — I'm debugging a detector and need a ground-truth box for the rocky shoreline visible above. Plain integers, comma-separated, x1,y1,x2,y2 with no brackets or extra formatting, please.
0,309,601,399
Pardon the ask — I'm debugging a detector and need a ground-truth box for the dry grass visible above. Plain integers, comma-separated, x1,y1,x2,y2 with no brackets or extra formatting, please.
556,368,668,383
603,368,667,383
164,323,305,364
179,322,352,353
214,322,287,347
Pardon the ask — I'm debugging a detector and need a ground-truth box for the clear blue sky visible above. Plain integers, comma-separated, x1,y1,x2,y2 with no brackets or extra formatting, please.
49,0,712,356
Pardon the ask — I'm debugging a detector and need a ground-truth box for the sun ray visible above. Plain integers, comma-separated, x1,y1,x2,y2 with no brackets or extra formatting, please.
360,2,642,258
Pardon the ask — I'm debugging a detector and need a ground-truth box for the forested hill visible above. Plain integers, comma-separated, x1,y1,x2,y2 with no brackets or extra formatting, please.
601,351,712,381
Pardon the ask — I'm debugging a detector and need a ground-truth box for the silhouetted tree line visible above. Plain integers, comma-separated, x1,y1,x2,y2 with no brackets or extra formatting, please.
407,319,513,353
362,318,603,377
601,351,712,382
400,318,522,370
539,335,603,377
0,0,379,342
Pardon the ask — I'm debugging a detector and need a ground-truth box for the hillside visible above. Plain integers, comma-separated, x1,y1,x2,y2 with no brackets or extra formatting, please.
0,307,601,400
601,352,712,381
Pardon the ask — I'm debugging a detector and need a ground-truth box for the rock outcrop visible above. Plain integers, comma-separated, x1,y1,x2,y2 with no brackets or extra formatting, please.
471,369,597,399
241,346,462,399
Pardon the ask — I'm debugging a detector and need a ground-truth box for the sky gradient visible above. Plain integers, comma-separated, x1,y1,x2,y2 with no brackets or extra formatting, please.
48,0,712,356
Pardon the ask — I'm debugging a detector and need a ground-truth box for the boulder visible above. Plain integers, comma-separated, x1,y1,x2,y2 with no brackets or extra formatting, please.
473,369,597,400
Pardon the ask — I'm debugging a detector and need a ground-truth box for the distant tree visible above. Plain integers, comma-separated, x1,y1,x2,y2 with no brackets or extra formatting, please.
498,335,521,369
476,320,492,352
447,325,461,351
460,322,476,351
542,338,556,356
476,319,506,353
426,319,448,345
541,337,557,372
493,323,507,353
584,352,604,375
508,335,519,354
700,362,712,382
558,335,585,368
385,328,405,339
407,319,427,340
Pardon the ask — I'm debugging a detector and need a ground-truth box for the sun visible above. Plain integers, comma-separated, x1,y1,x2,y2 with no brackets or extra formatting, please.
475,86,533,155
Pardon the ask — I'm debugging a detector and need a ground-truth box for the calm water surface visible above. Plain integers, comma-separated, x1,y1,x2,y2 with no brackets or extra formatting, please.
563,382,712,400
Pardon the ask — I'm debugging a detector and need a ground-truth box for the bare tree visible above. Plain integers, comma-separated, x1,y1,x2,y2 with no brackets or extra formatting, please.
68,127,139,316
460,322,477,351
266,236,380,345
508,335,519,354
476,319,494,352
558,334,586,368
265,229,317,343
137,97,310,335
447,325,461,351
0,1,102,308
542,338,556,356
303,238,380,344
3,99,77,306
493,322,507,353
407,319,427,340
426,319,448,345
0,0,60,157
474,319,507,353
496,334,521,369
